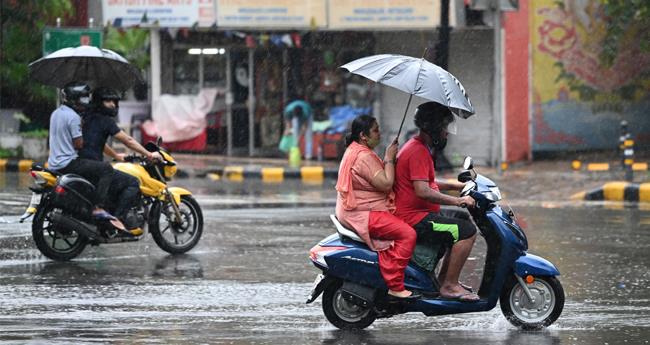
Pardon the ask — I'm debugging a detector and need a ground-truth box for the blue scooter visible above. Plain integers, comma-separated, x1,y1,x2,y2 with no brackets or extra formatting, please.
307,157,564,330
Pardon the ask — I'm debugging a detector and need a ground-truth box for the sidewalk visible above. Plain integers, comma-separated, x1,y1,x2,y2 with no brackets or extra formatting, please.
174,153,340,182
173,153,650,203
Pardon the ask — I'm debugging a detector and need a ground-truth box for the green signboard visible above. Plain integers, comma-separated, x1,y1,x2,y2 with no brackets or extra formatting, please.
42,27,103,56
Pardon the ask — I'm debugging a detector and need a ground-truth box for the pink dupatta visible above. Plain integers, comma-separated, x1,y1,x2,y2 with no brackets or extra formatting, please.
335,142,393,251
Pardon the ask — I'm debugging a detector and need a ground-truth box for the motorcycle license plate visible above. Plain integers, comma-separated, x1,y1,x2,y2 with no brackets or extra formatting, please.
26,193,41,212
306,274,325,303
20,192,42,222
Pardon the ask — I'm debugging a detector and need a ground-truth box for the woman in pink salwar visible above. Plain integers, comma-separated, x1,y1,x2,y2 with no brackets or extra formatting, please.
335,115,419,300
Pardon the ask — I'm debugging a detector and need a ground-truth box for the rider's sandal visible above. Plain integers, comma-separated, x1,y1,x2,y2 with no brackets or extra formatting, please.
460,282,473,293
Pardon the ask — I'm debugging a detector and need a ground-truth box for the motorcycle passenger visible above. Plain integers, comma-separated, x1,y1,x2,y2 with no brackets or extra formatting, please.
47,81,121,226
80,87,162,235
393,102,479,302
335,115,419,300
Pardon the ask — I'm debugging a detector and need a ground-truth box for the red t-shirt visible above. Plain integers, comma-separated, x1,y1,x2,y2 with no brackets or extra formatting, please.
394,135,440,226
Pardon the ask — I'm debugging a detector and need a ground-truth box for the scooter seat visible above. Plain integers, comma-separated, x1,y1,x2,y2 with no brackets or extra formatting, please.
330,215,364,243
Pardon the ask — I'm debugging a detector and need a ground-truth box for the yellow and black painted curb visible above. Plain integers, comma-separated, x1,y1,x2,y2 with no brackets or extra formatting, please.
571,181,650,202
571,160,649,172
0,159,36,172
206,166,338,183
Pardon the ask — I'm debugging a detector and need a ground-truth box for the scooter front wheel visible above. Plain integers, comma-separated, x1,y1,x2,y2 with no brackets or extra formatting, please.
500,275,564,330
322,280,376,330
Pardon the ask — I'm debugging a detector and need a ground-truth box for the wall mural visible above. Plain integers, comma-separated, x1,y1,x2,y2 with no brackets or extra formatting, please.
532,0,650,152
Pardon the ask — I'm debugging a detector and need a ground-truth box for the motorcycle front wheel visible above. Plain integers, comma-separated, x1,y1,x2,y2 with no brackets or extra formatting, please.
149,195,203,254
32,201,87,261
322,280,377,330
500,275,564,330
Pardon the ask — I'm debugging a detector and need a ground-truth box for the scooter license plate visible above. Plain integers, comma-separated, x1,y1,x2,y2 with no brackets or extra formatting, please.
307,274,325,301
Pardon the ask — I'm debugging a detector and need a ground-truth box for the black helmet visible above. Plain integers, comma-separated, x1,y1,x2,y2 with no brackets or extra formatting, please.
92,87,121,117
414,102,455,151
414,102,454,134
61,82,91,110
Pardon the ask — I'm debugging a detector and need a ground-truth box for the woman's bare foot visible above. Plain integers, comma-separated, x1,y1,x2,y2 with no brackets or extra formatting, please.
388,289,414,298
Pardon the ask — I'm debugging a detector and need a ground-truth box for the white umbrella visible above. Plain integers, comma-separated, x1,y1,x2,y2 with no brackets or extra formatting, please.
341,53,475,137
28,45,143,91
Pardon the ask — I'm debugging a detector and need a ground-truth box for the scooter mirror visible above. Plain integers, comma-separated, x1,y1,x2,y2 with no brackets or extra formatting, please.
156,136,164,146
458,170,474,183
463,156,473,170
461,181,476,196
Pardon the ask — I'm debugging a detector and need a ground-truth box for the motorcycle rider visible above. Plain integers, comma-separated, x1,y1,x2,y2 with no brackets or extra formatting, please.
79,86,162,235
47,81,122,227
393,101,479,302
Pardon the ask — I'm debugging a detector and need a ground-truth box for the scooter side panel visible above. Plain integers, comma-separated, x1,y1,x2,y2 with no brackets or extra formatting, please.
325,249,386,288
323,240,435,292
515,253,561,276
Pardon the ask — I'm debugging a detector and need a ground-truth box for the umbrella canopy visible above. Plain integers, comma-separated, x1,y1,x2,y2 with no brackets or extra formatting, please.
341,54,475,119
28,45,143,91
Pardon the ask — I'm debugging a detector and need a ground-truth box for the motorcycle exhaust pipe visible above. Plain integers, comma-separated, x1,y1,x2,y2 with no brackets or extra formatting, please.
49,212,102,241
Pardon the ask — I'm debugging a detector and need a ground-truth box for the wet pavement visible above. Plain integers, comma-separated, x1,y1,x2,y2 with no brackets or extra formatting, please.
0,187,649,344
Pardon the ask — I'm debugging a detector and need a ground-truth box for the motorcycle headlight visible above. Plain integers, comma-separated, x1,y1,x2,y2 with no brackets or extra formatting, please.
484,186,502,202
160,151,177,180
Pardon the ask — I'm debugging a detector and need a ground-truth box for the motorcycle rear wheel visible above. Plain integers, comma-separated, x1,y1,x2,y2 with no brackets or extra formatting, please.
322,280,377,330
149,195,203,254
32,202,87,261
500,275,564,330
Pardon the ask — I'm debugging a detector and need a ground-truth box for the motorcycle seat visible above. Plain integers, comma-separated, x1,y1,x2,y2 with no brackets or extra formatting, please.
329,214,364,243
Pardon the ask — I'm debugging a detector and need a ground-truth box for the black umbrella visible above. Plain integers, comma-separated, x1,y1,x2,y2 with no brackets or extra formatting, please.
28,45,143,91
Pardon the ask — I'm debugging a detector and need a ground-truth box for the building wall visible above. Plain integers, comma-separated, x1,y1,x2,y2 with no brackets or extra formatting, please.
374,29,495,166
504,0,531,162
530,0,650,153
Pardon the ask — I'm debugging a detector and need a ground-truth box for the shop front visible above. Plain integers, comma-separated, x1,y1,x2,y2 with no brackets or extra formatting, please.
102,0,487,161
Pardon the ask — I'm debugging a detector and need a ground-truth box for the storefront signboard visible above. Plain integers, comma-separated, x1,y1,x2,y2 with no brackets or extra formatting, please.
42,28,102,56
216,0,327,29
328,0,451,29
102,0,216,28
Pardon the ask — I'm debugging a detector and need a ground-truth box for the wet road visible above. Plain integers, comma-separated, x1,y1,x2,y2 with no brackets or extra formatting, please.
0,173,649,344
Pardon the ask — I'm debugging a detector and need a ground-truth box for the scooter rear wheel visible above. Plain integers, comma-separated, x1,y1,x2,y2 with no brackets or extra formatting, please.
322,280,376,330
500,275,564,330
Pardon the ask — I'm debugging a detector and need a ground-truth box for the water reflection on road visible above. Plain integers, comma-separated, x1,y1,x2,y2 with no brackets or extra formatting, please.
0,176,648,343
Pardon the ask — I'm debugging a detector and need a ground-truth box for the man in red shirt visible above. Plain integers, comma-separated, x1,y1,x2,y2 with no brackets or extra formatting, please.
394,102,479,302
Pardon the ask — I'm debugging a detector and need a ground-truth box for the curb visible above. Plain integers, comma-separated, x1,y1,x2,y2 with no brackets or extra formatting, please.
205,166,338,183
571,161,649,172
571,181,650,202
0,159,35,172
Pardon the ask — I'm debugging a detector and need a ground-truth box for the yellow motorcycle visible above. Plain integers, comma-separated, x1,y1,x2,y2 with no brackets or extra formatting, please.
21,141,203,261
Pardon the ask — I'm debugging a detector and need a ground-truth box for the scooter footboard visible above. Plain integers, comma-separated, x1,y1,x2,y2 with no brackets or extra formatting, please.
515,253,560,276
